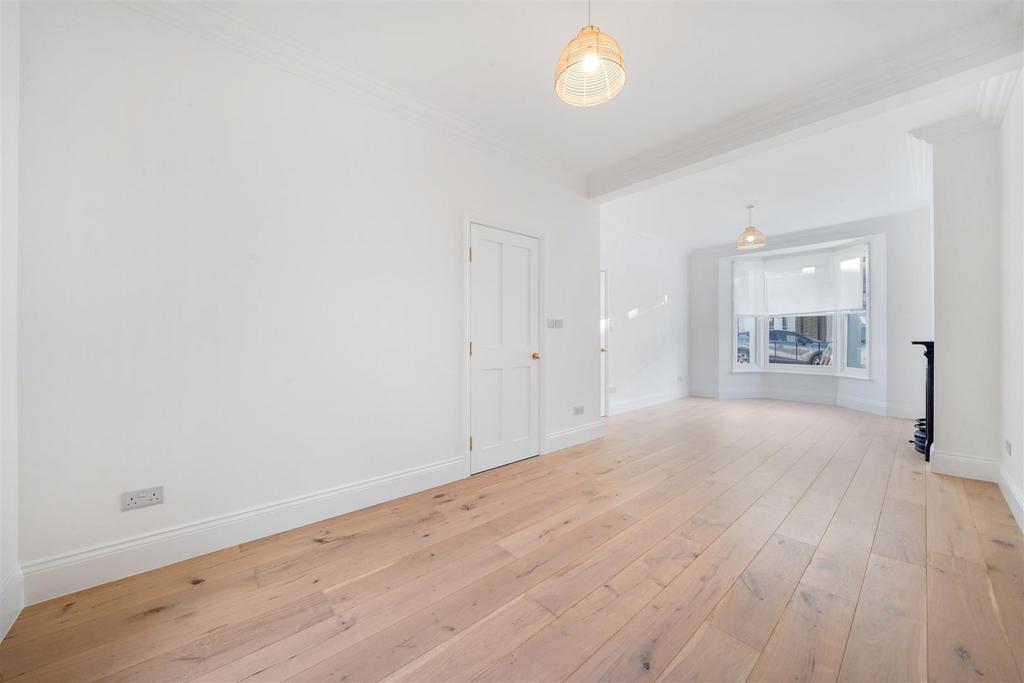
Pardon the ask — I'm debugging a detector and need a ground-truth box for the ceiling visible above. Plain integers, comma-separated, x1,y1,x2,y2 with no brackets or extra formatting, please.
600,79,997,249
206,1,1021,194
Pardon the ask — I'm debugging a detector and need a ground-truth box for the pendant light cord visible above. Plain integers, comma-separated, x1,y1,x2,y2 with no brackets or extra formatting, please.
588,0,592,26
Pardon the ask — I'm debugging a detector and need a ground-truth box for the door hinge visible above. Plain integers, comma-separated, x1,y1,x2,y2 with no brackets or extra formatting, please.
469,341,473,356
469,246,473,262
469,436,474,451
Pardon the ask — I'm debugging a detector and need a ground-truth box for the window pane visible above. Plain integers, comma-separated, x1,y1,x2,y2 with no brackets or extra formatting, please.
845,312,867,369
736,316,756,365
836,244,868,310
767,315,834,366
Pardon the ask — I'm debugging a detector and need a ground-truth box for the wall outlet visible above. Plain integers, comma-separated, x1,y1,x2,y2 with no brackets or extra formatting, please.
121,486,164,511
573,406,585,415
1006,440,1013,457
546,318,565,329
608,387,617,394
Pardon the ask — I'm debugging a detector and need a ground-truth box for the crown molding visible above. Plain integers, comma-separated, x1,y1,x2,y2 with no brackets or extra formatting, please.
587,17,1023,199
120,2,585,193
909,68,1022,143
909,113,995,144
976,68,1021,125
116,2,1020,201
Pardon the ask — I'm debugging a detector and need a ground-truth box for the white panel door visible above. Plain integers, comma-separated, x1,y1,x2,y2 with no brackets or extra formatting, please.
470,223,540,474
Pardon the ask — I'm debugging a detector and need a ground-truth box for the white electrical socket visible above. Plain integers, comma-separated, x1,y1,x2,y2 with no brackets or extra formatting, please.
573,406,584,415
121,486,164,511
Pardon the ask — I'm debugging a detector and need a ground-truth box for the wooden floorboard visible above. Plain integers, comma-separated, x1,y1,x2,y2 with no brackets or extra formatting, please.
2,398,1022,682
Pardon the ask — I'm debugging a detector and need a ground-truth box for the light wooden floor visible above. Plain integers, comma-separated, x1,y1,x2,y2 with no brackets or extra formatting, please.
2,398,1023,682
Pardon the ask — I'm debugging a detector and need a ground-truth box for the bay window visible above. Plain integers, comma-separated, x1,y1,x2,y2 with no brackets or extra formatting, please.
733,242,869,377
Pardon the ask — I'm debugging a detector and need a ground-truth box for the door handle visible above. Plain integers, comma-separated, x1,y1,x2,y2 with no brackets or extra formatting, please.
532,352,541,360
600,348,607,353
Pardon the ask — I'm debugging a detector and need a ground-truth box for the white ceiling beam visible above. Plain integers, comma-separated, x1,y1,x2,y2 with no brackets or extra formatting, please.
588,18,1023,200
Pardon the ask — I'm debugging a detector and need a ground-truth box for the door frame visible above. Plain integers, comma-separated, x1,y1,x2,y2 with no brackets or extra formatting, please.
600,269,609,418
462,215,546,477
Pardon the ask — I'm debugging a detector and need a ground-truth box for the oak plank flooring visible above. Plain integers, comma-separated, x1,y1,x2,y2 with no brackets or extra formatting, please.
962,478,1024,676
2,398,1022,682
747,424,902,683
927,474,1022,683
837,553,927,682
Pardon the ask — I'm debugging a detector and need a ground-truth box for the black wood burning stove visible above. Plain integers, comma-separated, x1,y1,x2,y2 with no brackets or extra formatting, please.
911,341,934,461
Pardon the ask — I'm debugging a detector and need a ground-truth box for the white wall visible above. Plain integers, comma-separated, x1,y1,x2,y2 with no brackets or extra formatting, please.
599,219,687,414
18,2,600,602
1000,73,1023,527
0,0,23,638
688,210,933,419
927,125,1003,482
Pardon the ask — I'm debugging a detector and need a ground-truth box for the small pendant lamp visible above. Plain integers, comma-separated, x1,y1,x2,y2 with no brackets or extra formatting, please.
555,1,626,107
736,205,767,251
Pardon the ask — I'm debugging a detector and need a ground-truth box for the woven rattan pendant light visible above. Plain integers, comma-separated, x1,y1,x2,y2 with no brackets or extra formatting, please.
736,205,767,251
555,1,626,106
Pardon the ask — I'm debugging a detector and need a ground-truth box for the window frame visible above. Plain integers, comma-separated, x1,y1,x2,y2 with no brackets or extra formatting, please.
731,242,871,379
733,315,760,373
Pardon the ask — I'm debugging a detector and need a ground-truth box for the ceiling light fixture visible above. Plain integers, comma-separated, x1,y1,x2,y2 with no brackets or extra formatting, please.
555,0,626,107
736,205,767,251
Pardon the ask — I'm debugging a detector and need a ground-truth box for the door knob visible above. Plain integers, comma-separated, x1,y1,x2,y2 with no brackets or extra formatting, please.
532,352,541,360
600,348,607,353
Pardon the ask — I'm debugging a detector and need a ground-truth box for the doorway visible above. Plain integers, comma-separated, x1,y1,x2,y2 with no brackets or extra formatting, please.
468,223,541,474
600,270,609,417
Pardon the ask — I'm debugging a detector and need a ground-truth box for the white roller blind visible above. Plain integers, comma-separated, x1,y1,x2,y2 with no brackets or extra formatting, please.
835,243,868,311
733,259,765,315
764,250,837,315
733,242,869,316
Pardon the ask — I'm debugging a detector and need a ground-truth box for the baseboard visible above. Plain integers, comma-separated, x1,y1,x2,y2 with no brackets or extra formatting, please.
836,395,887,416
999,468,1024,531
0,568,24,640
886,402,924,419
544,420,605,454
608,389,687,416
719,388,894,417
930,449,1001,483
717,388,770,401
21,457,464,604
720,387,833,405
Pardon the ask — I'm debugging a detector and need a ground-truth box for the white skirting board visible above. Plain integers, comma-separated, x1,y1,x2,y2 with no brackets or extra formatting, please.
608,390,687,416
1,569,24,640
930,449,1001,482
718,388,912,419
999,469,1024,532
885,402,925,419
21,457,465,604
19,416,610,606
835,395,888,416
544,420,605,453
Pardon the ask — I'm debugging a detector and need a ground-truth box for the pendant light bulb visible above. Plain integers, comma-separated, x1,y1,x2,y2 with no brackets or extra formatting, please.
554,0,626,106
736,204,767,251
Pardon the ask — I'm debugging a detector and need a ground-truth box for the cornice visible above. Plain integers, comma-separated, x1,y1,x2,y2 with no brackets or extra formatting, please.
910,68,1021,143
587,17,1024,198
909,114,995,144
976,69,1021,125
121,2,585,192
117,2,1021,201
